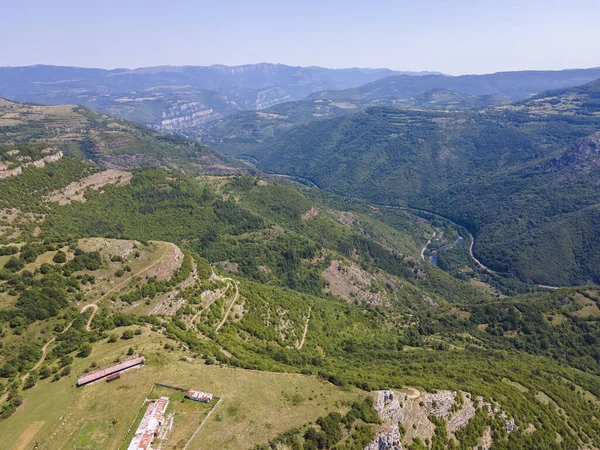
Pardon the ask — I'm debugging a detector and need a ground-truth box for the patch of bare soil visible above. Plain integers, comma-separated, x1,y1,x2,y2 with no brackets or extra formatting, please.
44,169,132,205
524,423,536,434
323,260,386,306
301,207,319,221
145,243,184,280
78,237,139,259
0,208,19,224
11,421,45,450
4,228,21,239
477,426,493,450
331,101,358,109
220,348,233,358
329,210,358,228
218,261,239,273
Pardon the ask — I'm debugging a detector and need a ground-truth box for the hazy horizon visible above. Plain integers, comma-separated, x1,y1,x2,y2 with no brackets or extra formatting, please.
3,0,600,75
2,61,600,77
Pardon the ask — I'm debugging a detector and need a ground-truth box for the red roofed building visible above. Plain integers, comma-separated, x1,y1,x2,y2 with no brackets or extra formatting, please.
128,396,169,450
185,390,213,402
77,356,145,386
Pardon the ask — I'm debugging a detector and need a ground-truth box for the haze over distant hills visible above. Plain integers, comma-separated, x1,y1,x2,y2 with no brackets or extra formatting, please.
308,68,600,101
1,64,600,139
0,63,431,131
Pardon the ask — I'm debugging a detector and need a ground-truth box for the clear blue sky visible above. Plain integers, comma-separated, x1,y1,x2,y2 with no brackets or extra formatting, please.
2,0,599,74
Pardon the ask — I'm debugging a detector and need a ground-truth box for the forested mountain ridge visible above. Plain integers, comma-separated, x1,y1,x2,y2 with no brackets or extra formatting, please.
222,78,600,286
196,90,511,157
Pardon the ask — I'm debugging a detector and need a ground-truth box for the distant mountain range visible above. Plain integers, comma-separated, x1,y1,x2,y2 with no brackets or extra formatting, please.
307,68,600,101
1,64,600,139
0,64,433,132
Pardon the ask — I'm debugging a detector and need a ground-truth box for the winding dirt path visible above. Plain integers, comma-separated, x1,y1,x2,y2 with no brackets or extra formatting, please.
191,284,230,325
78,242,174,328
297,306,312,349
420,231,436,261
81,304,99,331
214,274,239,332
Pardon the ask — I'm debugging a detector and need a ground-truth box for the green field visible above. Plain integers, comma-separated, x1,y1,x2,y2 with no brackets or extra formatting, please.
0,330,363,450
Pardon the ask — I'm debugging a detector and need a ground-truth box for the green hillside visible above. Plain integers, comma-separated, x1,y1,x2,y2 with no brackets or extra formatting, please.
2,94,600,449
0,153,599,448
197,91,509,157
233,80,600,286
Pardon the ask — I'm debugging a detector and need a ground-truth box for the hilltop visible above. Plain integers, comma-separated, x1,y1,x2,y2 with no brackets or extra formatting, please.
0,97,240,174
307,67,600,102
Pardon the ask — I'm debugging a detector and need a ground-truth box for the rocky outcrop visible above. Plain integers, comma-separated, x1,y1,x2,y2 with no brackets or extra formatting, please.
161,103,223,131
447,392,476,432
545,131,600,173
366,389,515,450
365,429,403,450
367,391,404,450
0,150,63,179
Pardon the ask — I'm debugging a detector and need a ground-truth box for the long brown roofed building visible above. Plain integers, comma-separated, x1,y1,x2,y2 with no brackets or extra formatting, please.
77,356,145,386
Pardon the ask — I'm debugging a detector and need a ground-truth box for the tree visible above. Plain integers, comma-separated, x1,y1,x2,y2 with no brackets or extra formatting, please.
53,251,67,264
77,343,92,358
4,256,22,271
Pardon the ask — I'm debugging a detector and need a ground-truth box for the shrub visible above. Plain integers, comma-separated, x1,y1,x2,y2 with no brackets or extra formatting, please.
121,330,134,340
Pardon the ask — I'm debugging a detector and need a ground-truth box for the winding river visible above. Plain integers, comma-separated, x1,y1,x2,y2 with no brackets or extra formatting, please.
268,173,560,290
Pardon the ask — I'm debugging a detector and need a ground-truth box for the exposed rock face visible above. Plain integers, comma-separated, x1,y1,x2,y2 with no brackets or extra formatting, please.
161,103,224,131
448,392,476,432
364,429,403,450
367,391,404,450
546,131,600,173
253,87,290,110
366,389,515,450
0,150,63,178
425,390,456,418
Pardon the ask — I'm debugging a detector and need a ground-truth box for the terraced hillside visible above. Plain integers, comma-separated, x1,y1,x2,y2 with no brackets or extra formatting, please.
0,97,241,174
